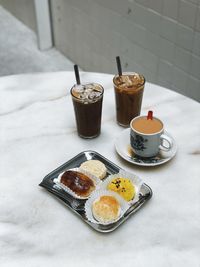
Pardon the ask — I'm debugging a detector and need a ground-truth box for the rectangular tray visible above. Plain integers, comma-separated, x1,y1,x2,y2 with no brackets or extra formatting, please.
39,150,152,233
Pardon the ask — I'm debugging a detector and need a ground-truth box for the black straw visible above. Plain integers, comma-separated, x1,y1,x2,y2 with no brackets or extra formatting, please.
116,56,122,76
74,64,81,85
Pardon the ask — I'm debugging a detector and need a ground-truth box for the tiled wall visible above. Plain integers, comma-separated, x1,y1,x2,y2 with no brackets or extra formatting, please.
51,0,200,101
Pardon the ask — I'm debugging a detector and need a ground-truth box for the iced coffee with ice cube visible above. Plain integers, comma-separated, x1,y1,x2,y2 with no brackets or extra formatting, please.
113,72,145,127
71,83,104,138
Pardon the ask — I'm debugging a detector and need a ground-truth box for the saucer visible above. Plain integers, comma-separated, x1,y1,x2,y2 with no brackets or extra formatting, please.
114,128,177,167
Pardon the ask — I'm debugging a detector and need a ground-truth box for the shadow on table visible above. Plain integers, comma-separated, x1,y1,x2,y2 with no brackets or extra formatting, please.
115,151,177,173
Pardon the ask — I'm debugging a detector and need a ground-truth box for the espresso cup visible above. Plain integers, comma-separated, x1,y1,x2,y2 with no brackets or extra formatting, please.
130,116,173,158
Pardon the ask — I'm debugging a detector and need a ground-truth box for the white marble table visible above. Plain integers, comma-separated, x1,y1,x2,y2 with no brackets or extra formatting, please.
0,71,200,267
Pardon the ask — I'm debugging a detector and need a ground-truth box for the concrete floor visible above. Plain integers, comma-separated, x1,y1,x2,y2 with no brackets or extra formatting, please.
0,5,74,76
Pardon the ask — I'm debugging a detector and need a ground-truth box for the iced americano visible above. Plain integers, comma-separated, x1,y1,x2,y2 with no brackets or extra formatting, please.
71,83,104,138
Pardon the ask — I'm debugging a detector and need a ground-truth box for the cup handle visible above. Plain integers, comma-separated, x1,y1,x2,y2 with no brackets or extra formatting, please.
159,134,173,152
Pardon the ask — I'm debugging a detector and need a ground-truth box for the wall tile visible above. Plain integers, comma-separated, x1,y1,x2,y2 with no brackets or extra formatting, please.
134,0,148,8
178,0,197,29
99,55,114,73
122,55,143,73
193,31,200,56
145,9,162,35
90,9,121,56
88,33,102,55
69,0,93,15
159,38,175,63
120,35,136,55
143,50,159,73
131,23,147,48
90,3,107,36
92,3,121,34
144,31,161,55
172,66,188,92
94,0,130,17
129,2,149,29
128,4,162,35
120,17,146,49
186,0,199,5
174,46,192,72
100,33,122,60
195,6,200,32
160,17,178,43
131,44,147,67
73,6,91,30
186,75,200,102
163,0,179,21
109,11,122,33
81,43,93,70
147,0,163,14
158,59,173,83
190,54,200,79
175,23,195,51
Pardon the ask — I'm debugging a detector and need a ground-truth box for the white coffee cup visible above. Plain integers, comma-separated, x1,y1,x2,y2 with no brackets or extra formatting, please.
130,116,173,158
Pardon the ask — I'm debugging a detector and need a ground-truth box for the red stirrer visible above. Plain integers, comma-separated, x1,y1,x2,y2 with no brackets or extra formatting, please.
147,110,153,120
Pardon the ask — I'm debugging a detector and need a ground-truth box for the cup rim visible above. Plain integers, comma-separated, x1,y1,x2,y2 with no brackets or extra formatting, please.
113,72,145,87
130,115,164,136
70,83,104,102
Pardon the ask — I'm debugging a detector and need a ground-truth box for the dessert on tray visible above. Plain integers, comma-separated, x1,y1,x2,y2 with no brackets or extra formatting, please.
84,189,129,225
60,170,95,198
92,195,120,223
80,160,107,179
107,177,135,201
54,168,100,199
101,170,143,203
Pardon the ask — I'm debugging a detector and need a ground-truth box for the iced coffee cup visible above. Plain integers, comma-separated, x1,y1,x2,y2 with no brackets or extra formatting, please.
113,72,145,127
71,83,104,138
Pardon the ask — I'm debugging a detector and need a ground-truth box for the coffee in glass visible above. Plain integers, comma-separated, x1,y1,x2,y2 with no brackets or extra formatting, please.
113,72,145,127
71,83,104,138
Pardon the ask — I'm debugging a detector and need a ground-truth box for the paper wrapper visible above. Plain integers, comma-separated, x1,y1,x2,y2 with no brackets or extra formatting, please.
100,170,143,205
84,189,129,225
53,168,101,199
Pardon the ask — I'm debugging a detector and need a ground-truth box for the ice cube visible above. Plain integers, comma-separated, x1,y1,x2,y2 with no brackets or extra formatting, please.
131,73,144,86
88,91,101,100
73,84,85,94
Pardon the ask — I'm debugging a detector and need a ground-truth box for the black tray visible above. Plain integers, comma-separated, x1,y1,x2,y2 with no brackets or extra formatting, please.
39,150,152,233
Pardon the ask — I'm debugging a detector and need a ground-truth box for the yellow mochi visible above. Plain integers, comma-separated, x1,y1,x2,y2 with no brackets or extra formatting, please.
107,177,135,201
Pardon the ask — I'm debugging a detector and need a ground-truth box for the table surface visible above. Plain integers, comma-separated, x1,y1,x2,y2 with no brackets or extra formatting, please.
0,71,200,267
